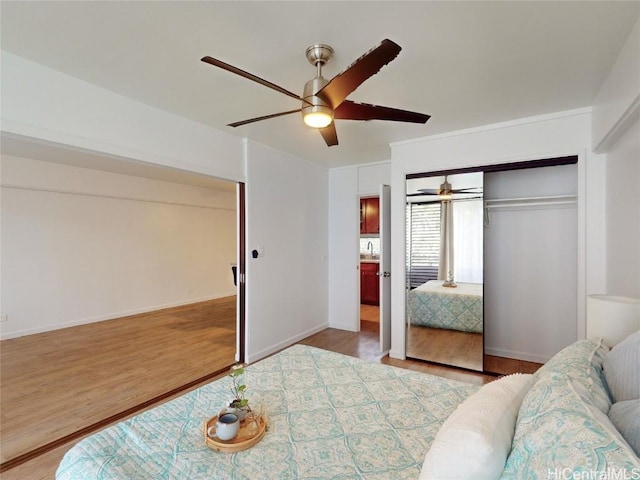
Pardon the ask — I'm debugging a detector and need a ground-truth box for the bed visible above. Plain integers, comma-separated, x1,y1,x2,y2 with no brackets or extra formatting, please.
407,280,483,333
56,344,478,479
56,335,640,479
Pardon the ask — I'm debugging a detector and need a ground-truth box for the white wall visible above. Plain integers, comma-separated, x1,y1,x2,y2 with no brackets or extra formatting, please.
1,52,245,182
1,155,237,339
592,19,640,153
244,141,328,363
1,52,333,362
390,109,605,360
591,17,640,299
328,167,360,331
357,162,391,195
605,118,640,298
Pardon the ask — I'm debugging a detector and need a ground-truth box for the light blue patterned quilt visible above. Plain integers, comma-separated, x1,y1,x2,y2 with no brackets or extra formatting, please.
407,280,483,333
56,344,478,479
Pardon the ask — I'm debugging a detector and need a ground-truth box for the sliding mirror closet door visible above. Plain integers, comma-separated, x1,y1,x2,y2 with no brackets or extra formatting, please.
483,163,578,370
405,172,484,371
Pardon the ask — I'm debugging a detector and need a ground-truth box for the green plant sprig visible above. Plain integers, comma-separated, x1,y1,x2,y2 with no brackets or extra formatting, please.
229,366,249,408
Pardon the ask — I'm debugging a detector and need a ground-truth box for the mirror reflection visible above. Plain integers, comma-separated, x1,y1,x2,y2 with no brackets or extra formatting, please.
405,172,484,371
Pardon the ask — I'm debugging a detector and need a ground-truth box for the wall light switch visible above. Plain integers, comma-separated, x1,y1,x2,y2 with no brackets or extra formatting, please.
0,314,7,323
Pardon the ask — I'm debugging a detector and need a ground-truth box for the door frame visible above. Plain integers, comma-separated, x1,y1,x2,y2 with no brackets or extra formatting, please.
237,182,246,363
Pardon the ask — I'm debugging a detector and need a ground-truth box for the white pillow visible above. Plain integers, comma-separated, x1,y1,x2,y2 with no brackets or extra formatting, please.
603,330,640,402
609,400,640,457
420,373,535,480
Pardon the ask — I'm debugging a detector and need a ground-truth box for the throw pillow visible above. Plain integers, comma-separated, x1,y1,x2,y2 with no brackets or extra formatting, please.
420,373,535,480
609,400,640,457
603,330,640,402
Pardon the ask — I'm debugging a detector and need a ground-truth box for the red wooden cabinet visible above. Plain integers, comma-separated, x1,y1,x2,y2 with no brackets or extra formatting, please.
360,198,379,234
360,262,380,305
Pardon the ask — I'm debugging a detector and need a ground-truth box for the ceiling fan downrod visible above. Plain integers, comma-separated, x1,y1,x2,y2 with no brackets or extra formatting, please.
302,44,335,128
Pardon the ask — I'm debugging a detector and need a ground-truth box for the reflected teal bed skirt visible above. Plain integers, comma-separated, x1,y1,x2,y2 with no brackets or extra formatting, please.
407,280,483,333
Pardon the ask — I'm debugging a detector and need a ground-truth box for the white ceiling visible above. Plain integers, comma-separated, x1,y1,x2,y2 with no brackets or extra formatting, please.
1,1,639,169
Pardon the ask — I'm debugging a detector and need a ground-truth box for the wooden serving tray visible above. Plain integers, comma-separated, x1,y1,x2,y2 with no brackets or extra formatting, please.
203,414,267,453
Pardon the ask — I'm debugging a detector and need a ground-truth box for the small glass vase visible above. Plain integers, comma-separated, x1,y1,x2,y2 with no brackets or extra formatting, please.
225,404,250,421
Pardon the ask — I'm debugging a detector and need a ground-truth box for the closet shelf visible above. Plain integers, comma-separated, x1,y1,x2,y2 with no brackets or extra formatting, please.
484,195,577,209
483,195,577,227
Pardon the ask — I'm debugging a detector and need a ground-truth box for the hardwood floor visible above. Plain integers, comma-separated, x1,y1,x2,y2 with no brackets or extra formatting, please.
359,303,379,323
0,297,236,469
406,325,484,371
1,310,537,479
363,303,540,375
299,321,496,386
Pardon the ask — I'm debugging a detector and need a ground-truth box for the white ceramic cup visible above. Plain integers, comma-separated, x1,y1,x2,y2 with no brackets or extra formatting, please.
208,413,239,441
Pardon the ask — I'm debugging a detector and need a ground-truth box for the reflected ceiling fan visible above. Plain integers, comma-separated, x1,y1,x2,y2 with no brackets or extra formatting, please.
408,176,482,200
201,39,430,147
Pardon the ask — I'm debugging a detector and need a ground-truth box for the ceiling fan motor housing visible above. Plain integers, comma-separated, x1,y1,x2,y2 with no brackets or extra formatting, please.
305,44,334,67
302,76,334,126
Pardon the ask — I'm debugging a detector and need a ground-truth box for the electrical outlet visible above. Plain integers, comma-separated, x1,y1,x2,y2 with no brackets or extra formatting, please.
0,314,7,323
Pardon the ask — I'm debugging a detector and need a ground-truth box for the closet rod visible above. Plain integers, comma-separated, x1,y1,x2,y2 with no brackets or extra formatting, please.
484,195,577,209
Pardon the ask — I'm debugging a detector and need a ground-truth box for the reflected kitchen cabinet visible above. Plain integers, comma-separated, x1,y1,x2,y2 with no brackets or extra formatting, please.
360,197,379,234
360,262,380,305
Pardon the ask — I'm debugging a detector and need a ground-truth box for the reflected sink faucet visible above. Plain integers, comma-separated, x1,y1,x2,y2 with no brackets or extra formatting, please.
367,241,373,257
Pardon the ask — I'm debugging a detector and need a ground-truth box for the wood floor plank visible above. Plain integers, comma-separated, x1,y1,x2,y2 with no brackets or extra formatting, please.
406,325,484,371
0,297,237,465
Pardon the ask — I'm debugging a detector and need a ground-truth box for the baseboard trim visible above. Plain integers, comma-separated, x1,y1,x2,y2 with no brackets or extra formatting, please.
485,346,550,364
328,322,359,333
246,322,329,364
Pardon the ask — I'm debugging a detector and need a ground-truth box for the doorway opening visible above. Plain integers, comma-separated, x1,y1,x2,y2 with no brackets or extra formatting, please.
359,196,380,335
0,145,246,471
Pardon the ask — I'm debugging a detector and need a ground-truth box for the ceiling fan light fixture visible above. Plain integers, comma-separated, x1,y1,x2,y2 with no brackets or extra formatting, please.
303,108,334,128
302,75,333,128
438,178,453,200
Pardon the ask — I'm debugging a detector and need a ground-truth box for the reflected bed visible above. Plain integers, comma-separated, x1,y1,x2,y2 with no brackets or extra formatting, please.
407,280,483,333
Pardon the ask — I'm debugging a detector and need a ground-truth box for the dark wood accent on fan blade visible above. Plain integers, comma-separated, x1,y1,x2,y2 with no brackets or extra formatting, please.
315,39,402,109
334,100,430,123
201,56,304,102
228,109,301,127
319,123,338,146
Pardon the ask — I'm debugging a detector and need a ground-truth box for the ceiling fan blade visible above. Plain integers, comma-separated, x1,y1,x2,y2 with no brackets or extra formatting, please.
453,188,482,193
315,39,402,109
415,187,482,195
201,56,304,103
414,189,440,195
335,100,430,123
318,123,338,146
228,109,301,128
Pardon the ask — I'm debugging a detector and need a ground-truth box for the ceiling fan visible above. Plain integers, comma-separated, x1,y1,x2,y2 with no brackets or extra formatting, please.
408,176,482,199
201,39,430,147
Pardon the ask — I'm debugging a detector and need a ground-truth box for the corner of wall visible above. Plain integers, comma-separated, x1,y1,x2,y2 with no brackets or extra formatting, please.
592,18,640,153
